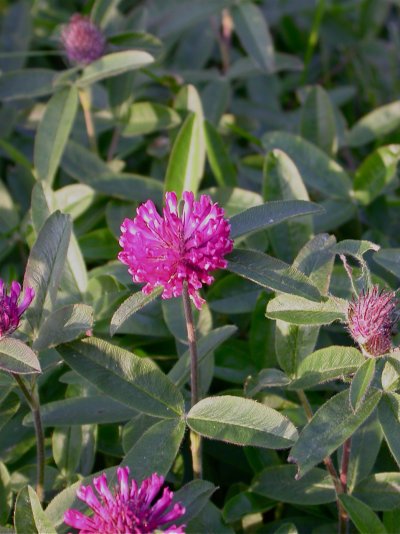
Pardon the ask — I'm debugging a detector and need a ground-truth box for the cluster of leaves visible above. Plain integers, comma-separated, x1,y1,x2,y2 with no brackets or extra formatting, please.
1,0,400,532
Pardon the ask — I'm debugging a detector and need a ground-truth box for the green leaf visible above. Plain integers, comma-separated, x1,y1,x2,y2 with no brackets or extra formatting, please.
25,396,136,426
173,480,217,524
299,85,337,155
223,491,273,523
354,473,400,511
32,304,93,350
169,325,237,387
266,293,347,325
230,200,323,239
0,339,41,374
274,524,298,534
350,358,376,412
110,287,163,336
275,322,319,378
289,389,382,478
164,112,205,197
374,248,400,278
204,120,237,187
339,494,387,534
231,2,275,72
34,86,79,185
122,418,185,480
262,131,352,199
0,394,20,432
263,149,312,263
58,337,184,418
23,211,72,334
347,100,400,147
52,426,82,474
62,141,163,203
77,50,154,86
187,395,298,449
0,462,11,525
122,102,181,136
381,357,400,391
252,465,336,505
289,346,365,390
0,69,57,100
227,249,321,301
245,369,290,397
14,486,56,534
354,145,400,205
378,392,400,469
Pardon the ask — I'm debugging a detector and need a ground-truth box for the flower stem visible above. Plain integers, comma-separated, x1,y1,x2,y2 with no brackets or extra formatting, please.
12,373,45,501
297,390,348,534
78,87,98,154
182,282,202,479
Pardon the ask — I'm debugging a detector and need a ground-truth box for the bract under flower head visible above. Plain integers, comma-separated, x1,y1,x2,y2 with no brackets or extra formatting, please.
118,191,233,309
64,467,185,533
0,280,34,339
347,285,397,357
61,14,106,65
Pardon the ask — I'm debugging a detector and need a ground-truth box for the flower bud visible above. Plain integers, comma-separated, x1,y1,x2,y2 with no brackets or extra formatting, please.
61,14,105,65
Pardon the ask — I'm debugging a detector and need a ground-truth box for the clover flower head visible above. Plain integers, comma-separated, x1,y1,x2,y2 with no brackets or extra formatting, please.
61,14,106,64
118,191,233,309
64,467,186,533
0,280,34,339
347,285,397,357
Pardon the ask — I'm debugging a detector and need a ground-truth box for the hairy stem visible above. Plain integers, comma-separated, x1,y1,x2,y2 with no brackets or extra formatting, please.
297,390,348,534
182,282,202,478
13,374,45,501
79,88,98,154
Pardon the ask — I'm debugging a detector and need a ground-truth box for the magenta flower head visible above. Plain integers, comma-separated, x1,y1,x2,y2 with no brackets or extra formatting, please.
61,14,106,65
64,467,186,533
0,280,34,339
119,191,233,309
347,285,398,357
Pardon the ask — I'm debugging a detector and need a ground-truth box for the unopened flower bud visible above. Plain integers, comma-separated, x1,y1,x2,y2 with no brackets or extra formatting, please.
61,14,105,65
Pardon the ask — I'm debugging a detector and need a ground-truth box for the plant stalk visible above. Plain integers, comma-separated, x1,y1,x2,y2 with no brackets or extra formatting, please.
78,87,98,154
182,282,202,479
297,390,348,534
13,373,45,501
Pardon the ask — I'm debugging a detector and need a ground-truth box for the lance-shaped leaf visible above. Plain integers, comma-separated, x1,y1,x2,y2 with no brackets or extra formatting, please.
77,50,154,86
252,465,336,505
33,304,93,350
231,2,275,72
374,248,400,278
378,392,400,469
0,461,11,525
223,491,274,523
350,358,376,412
354,145,400,205
347,100,400,147
164,112,205,197
245,369,290,397
266,294,347,325
354,472,400,511
122,418,185,481
300,85,337,155
24,211,72,334
204,120,237,187
0,394,20,432
24,396,136,427
110,287,163,336
187,395,298,449
288,346,365,390
15,486,56,534
262,131,352,199
173,480,216,524
227,249,321,301
123,102,181,136
339,494,387,534
0,338,41,374
58,337,184,418
230,200,323,239
0,69,58,101
34,86,79,185
289,389,382,479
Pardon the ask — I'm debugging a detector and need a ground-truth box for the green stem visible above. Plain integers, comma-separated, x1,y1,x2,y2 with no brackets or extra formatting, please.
182,282,202,479
78,88,98,154
13,374,45,501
